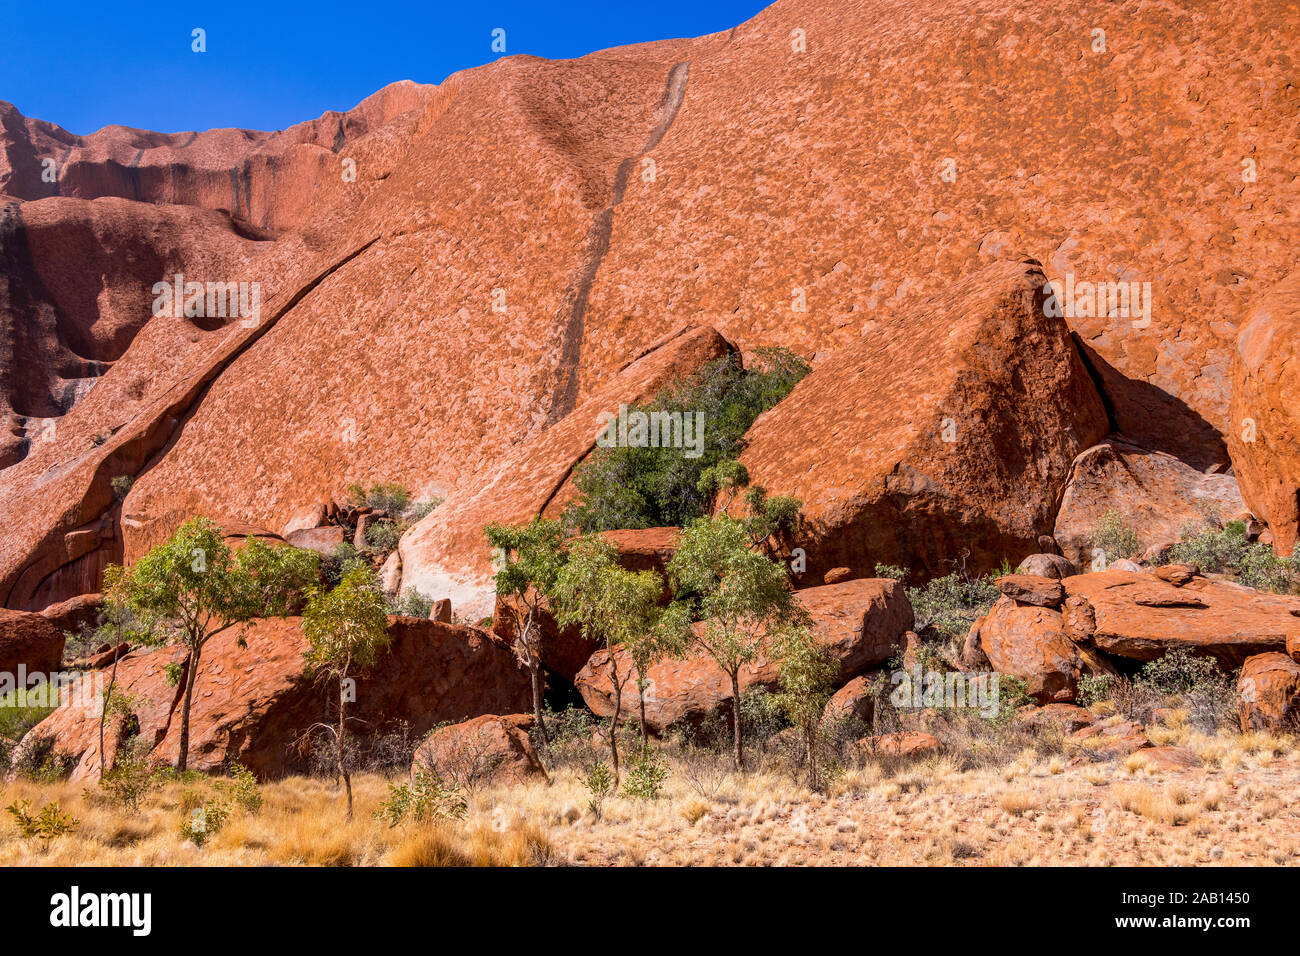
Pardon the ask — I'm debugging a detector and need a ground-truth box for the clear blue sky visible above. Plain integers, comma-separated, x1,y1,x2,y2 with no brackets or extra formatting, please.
1,0,770,136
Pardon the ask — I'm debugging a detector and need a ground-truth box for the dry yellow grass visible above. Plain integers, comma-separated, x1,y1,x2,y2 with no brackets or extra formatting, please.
2,725,1298,866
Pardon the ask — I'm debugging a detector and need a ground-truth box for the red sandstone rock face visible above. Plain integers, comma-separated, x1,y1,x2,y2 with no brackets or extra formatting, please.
0,607,64,679
19,615,529,781
38,593,103,636
1062,570,1300,667
737,260,1108,584
412,714,547,787
1053,438,1247,568
1228,272,1300,555
575,578,912,731
1,0,1298,618
397,327,730,617
975,597,1115,703
1238,652,1300,732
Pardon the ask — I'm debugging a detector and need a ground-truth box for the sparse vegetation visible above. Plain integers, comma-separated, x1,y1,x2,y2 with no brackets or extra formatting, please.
103,516,320,772
1168,520,1300,593
564,348,810,532
1090,510,1142,563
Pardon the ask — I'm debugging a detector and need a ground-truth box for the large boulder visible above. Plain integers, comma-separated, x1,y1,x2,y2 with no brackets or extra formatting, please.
0,608,66,680
974,597,1115,703
575,578,913,732
1228,272,1300,556
1238,652,1300,732
18,616,530,781
1062,569,1300,667
735,260,1107,585
1054,438,1247,568
412,714,547,787
38,593,104,636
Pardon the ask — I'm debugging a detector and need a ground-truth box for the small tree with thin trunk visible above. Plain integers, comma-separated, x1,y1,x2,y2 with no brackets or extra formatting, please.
552,535,662,784
302,565,391,818
773,626,839,791
666,514,808,772
483,518,569,745
108,516,319,772
96,568,159,778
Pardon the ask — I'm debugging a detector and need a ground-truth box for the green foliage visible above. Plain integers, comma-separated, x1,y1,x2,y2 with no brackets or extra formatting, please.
214,764,263,814
906,569,1000,644
110,474,134,501
0,689,58,765
6,799,79,843
107,517,320,654
1076,674,1115,709
387,587,434,618
485,518,570,605
990,675,1034,723
873,563,909,582
347,481,411,515
363,519,403,554
178,799,229,847
553,535,665,656
303,565,392,677
100,739,161,811
321,541,367,589
583,761,615,817
741,485,802,550
773,627,840,734
564,347,810,531
1138,647,1223,697
1168,522,1300,594
374,769,467,827
622,749,669,800
1090,509,1141,562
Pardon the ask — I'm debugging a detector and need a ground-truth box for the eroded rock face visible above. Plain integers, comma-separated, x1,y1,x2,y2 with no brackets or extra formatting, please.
399,327,732,618
1054,438,1247,568
1238,652,1300,732
575,578,913,732
1228,272,1300,556
736,260,1107,585
2,0,1298,620
1062,570,1300,667
412,713,547,787
19,615,529,781
0,608,64,679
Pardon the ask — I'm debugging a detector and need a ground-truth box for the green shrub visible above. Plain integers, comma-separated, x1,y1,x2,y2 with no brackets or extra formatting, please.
622,749,669,800
100,739,161,811
178,799,229,847
364,518,402,554
322,541,368,589
1168,522,1299,593
110,474,134,501
563,348,809,531
1090,510,1141,563
374,769,466,827
387,587,434,618
906,571,1001,644
6,799,79,844
348,481,411,516
1076,674,1115,709
214,764,263,814
583,761,615,818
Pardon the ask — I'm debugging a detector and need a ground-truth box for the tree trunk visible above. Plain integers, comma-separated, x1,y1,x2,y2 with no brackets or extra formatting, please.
177,644,201,773
730,670,744,772
530,658,548,746
637,668,648,750
339,677,352,819
99,654,119,779
609,658,622,785
524,613,548,744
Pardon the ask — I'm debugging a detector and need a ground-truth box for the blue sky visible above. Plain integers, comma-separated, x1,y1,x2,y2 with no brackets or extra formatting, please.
1,0,770,136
